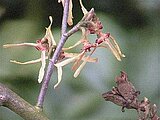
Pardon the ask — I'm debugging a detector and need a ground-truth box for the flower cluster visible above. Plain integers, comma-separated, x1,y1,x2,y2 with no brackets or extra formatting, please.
54,4,125,88
3,0,125,89
3,16,56,83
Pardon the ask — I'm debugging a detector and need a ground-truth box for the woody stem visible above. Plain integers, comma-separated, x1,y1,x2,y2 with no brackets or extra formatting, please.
36,0,70,108
36,3,95,108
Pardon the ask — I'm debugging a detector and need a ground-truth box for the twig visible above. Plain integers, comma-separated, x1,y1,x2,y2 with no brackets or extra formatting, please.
36,0,95,108
0,83,49,120
36,0,70,109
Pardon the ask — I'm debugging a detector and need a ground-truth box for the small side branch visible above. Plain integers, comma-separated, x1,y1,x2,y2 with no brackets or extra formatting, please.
36,0,70,108
36,0,95,108
0,83,49,120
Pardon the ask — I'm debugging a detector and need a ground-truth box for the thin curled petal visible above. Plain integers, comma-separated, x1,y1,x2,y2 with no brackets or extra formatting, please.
74,56,88,78
62,41,82,51
74,48,97,78
10,56,48,65
54,52,86,87
38,51,46,83
59,0,73,26
64,52,98,63
3,43,37,48
55,51,85,67
79,0,88,15
72,51,85,71
68,0,73,26
44,16,56,48
104,40,121,61
54,66,63,89
110,35,125,57
49,16,56,46
55,55,80,67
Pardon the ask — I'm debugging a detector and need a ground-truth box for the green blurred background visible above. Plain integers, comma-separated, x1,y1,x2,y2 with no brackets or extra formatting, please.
0,0,159,120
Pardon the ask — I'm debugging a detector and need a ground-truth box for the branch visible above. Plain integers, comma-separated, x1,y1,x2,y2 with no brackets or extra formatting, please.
36,0,70,108
102,71,160,120
0,83,49,120
36,0,95,108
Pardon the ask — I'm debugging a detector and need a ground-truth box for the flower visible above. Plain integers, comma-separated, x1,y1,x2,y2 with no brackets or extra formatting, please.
95,32,125,61
3,16,56,83
3,1,125,89
54,51,97,88
53,12,125,88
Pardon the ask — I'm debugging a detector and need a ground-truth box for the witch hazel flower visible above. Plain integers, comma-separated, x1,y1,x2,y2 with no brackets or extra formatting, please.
54,48,98,88
53,5,125,88
95,32,125,61
3,1,125,89
54,29,97,88
3,16,56,83
82,11,125,61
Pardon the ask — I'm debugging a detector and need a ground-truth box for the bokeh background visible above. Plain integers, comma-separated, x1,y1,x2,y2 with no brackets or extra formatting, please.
0,0,160,120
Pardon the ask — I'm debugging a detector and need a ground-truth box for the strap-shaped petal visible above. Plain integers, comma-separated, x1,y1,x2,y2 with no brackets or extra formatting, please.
38,51,46,83
104,39,122,61
54,65,63,89
3,43,37,48
43,16,56,48
79,0,88,15
55,55,80,67
63,52,98,63
62,41,81,51
68,0,73,26
110,35,125,58
10,56,48,65
71,51,85,71
58,0,73,26
73,56,88,78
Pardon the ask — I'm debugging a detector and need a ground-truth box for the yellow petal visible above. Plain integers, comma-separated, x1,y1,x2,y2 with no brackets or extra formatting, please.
68,0,73,26
62,41,81,51
54,66,63,89
58,0,73,26
38,51,46,83
110,35,125,57
73,57,88,78
43,16,56,48
63,52,98,63
10,57,48,65
10,59,40,65
83,57,97,63
3,43,37,48
104,39,122,61
79,0,88,15
55,55,79,67
72,51,85,71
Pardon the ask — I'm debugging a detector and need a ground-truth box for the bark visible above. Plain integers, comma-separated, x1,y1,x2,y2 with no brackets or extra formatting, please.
0,83,49,120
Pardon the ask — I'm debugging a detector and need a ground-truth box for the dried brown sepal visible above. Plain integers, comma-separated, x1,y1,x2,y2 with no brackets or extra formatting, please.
102,71,159,120
138,98,160,120
102,87,139,111
115,71,140,102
